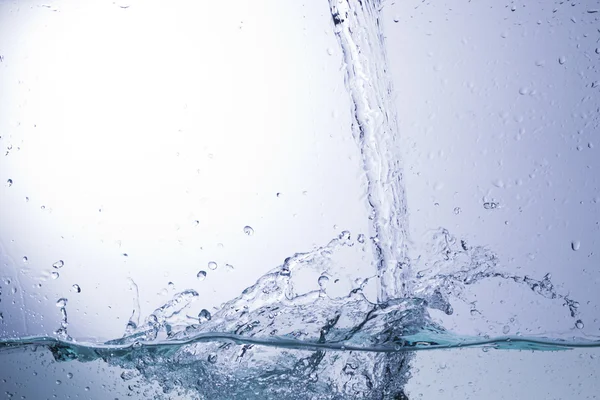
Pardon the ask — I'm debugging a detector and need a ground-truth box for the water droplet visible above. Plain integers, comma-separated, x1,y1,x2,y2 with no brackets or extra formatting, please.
483,201,498,210
51,272,60,280
357,233,365,244
571,240,581,251
453,207,461,215
22,256,28,263
518,87,530,95
71,284,81,293
243,226,254,236
193,220,199,227
207,353,218,364
198,309,211,322
6,178,12,187
502,325,510,334
208,261,218,270
52,260,64,269
196,270,207,281
225,263,234,271
596,48,600,55
56,298,67,307
576,320,584,329
56,380,61,385
558,56,566,65
318,275,330,288
393,15,400,23
25,196,29,202
276,192,282,198
67,373,73,379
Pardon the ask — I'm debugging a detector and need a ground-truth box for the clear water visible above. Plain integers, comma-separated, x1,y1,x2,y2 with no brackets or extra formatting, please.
1,0,598,399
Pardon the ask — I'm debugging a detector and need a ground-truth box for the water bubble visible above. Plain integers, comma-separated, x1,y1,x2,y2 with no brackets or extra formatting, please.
56,298,67,307
483,201,498,210
196,270,207,281
198,309,211,322
208,261,218,270
571,240,581,251
453,207,461,215
52,260,64,269
318,275,330,289
51,272,59,280
207,353,218,364
6,178,12,187
243,226,254,236
71,284,81,293
575,320,584,329
357,233,365,244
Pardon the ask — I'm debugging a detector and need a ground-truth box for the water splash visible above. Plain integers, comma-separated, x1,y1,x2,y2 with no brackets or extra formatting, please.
1,1,598,399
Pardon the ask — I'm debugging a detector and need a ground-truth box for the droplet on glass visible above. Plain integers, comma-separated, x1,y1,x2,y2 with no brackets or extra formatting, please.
318,275,329,289
483,202,498,210
502,325,510,334
71,284,81,293
196,270,207,281
575,320,584,329
67,373,73,379
22,256,28,263
52,260,64,269
198,309,211,322
571,240,581,251
393,15,400,22
558,56,566,65
56,298,68,307
357,233,365,244
207,353,217,364
208,261,218,270
51,272,60,280
243,226,254,236
518,87,530,95
453,207,461,215
6,178,13,187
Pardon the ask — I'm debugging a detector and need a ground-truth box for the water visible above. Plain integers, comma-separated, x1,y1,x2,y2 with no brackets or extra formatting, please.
1,0,599,399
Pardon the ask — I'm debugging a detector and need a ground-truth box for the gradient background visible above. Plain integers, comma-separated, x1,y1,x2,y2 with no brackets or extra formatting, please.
1,0,599,398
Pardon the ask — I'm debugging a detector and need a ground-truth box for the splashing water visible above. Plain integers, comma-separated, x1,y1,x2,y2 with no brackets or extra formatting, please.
1,1,599,399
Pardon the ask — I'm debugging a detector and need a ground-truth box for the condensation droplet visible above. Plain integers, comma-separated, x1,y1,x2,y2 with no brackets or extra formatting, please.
558,56,566,65
502,325,510,334
52,260,64,269
318,275,330,288
196,270,207,281
67,373,73,379
208,261,218,270
198,309,211,322
51,272,60,280
71,284,81,293
208,353,218,364
571,240,581,251
225,263,234,271
575,320,584,329
357,233,365,244
243,226,254,236
453,207,461,215
483,202,498,210
22,256,28,263
6,178,12,187
519,87,530,95
56,298,68,307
